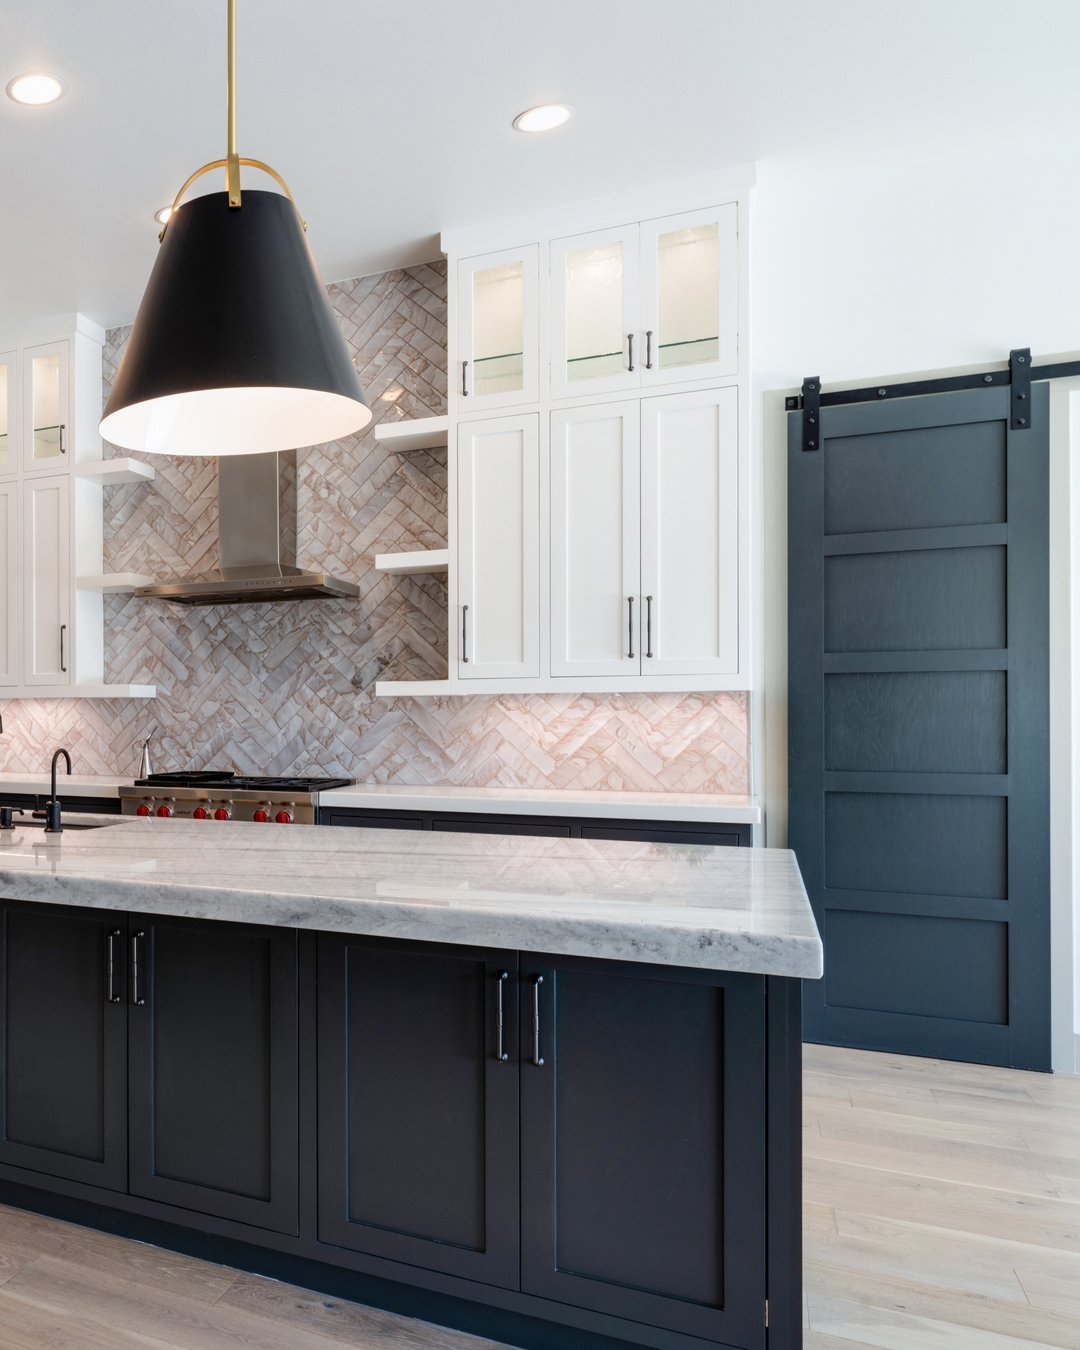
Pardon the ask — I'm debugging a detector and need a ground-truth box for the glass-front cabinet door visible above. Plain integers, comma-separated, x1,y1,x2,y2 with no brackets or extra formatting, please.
640,205,738,386
0,352,15,477
23,341,69,469
549,225,640,400
456,246,538,412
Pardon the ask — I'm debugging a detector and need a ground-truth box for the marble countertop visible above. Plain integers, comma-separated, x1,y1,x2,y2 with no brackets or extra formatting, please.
0,773,133,798
0,818,821,979
320,783,762,824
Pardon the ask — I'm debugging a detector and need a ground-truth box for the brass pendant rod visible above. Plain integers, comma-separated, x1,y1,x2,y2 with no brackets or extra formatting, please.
226,0,241,206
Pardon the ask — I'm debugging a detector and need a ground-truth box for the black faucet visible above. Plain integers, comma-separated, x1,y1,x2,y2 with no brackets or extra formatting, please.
45,748,72,834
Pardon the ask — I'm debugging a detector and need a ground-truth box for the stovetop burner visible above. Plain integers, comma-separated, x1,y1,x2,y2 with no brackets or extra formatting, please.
137,773,353,791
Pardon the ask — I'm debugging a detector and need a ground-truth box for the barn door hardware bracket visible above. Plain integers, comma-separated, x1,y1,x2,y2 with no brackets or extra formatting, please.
801,376,821,451
1010,348,1032,429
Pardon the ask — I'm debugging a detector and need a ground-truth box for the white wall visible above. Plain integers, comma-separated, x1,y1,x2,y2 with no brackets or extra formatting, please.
751,138,1080,1071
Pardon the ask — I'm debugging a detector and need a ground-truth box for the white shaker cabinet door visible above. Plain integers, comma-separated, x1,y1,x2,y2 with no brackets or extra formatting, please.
549,224,640,401
23,474,71,686
0,484,18,685
639,204,739,387
550,402,640,677
455,244,539,413
457,414,540,679
640,387,740,677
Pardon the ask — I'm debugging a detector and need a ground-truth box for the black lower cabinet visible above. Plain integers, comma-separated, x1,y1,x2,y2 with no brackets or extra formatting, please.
317,935,520,1288
520,956,767,1350
127,914,299,1234
0,900,128,1191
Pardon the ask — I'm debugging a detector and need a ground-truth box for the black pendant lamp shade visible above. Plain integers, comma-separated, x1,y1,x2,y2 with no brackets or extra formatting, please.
100,190,371,456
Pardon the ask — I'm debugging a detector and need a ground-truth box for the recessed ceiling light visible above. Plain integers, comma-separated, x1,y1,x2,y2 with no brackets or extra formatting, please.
513,103,575,133
6,73,66,106
155,206,173,226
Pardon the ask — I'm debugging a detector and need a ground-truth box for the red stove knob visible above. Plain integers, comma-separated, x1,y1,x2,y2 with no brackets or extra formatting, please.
213,807,231,820
275,810,293,824
156,804,173,818
136,804,151,817
252,809,270,823
193,807,209,820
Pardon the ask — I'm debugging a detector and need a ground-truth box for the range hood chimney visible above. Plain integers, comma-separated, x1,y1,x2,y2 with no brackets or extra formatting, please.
135,452,359,605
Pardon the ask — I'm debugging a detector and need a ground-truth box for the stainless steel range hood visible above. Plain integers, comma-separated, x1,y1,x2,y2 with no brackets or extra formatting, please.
136,451,359,605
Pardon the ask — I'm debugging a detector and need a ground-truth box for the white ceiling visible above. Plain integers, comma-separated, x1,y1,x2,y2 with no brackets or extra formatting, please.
2,0,1079,332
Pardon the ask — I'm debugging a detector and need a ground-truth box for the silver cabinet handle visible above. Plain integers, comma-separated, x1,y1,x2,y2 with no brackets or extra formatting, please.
131,930,145,1006
532,975,544,1066
462,604,469,663
645,331,654,369
645,595,653,658
462,360,469,397
627,596,634,659
59,423,66,454
627,332,634,372
107,929,121,1003
59,623,67,672
495,970,509,1062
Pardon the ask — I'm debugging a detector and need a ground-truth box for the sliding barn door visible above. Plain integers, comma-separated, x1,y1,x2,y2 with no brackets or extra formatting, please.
789,384,1050,1069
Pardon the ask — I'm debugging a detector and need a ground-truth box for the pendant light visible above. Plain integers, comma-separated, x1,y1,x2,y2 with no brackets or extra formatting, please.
100,0,371,457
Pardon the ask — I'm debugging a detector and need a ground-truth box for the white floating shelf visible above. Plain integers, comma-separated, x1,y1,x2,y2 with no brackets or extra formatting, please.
373,416,448,452
76,458,156,485
77,573,155,594
375,680,451,698
374,549,449,576
74,684,157,699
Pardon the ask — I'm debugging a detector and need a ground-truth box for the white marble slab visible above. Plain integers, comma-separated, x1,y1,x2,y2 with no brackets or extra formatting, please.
0,818,821,978
320,784,762,824
0,773,132,798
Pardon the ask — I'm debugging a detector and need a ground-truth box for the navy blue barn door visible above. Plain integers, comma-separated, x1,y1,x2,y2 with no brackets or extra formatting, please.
788,384,1050,1069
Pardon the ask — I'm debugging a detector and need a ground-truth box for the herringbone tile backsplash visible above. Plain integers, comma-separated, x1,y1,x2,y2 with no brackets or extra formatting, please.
0,261,749,792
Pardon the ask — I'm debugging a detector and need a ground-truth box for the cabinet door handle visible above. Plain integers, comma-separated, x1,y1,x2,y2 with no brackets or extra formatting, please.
645,330,654,369
462,604,469,663
107,929,121,1003
531,974,544,1066
462,360,469,397
627,332,634,372
645,595,653,658
59,624,67,673
495,970,509,1062
59,423,66,454
131,930,146,1006
627,596,634,659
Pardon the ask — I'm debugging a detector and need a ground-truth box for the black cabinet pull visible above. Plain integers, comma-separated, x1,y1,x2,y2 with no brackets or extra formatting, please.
645,330,654,369
532,975,544,1066
462,604,469,663
645,595,653,658
107,929,121,1003
495,970,509,1062
131,930,145,1006
59,423,66,454
59,623,67,673
462,360,469,397
627,332,634,372
627,596,634,659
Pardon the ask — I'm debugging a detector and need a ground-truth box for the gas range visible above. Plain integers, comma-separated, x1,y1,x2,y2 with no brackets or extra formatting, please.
118,773,353,825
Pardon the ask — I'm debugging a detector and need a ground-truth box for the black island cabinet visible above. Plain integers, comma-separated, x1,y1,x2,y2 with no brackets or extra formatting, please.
0,897,801,1350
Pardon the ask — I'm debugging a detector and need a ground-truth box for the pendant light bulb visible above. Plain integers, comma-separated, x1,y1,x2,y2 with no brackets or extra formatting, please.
101,0,371,457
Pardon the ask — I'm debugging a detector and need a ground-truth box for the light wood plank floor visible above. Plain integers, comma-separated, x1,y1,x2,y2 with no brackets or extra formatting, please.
804,1043,1080,1350
0,1045,1075,1349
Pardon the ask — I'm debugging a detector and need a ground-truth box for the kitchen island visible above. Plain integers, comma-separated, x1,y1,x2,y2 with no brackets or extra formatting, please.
0,819,820,1350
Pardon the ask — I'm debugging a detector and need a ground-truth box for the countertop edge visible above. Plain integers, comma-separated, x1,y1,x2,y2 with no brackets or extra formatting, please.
319,787,763,824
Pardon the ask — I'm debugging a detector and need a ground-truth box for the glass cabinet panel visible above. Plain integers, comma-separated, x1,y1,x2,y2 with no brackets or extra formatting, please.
472,262,524,397
456,245,538,410
566,241,625,382
32,352,62,459
656,223,719,369
0,361,9,470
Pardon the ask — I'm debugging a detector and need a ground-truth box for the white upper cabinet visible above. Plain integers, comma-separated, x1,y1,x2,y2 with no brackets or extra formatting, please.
640,205,738,386
549,224,640,401
550,402,640,677
23,475,71,686
23,341,69,470
456,414,540,679
640,386,740,676
0,352,15,479
455,245,539,412
0,484,18,685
